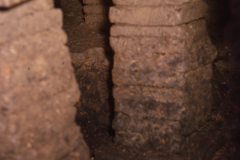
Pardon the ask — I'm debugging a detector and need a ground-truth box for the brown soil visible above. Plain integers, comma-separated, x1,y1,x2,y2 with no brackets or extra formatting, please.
58,0,114,157
60,0,111,53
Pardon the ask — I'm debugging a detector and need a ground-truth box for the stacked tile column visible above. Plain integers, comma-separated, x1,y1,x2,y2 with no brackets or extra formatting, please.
109,0,217,152
0,0,89,159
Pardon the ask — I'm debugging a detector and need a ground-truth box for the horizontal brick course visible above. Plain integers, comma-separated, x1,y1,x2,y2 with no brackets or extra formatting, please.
109,1,207,25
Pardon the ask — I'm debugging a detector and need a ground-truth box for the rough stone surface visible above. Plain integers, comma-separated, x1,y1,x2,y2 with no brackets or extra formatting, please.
0,0,53,24
113,65,212,123
94,120,226,160
110,19,207,37
109,1,207,26
0,0,29,7
113,0,200,6
109,0,218,156
111,37,216,88
0,9,62,44
0,0,90,159
112,64,213,151
110,21,217,88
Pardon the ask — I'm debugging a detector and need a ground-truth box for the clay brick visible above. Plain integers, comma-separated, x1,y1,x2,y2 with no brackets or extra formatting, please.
0,28,68,93
113,0,200,6
95,118,225,159
113,113,181,135
113,87,185,121
109,1,207,25
114,130,183,152
110,36,216,88
83,4,109,14
0,9,62,44
102,120,224,157
112,65,213,151
0,0,28,7
113,115,183,152
85,13,108,24
0,1,90,159
111,19,206,38
0,44,74,103
0,88,87,160
112,64,213,133
0,0,54,24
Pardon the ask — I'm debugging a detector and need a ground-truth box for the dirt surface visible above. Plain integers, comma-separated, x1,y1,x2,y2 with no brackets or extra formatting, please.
65,24,111,53
72,48,114,157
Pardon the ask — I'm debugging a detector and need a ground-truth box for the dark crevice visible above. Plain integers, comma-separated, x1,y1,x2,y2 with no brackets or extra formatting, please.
57,0,114,157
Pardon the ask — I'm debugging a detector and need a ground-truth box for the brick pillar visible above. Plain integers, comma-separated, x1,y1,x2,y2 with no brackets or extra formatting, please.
0,0,89,159
109,0,217,153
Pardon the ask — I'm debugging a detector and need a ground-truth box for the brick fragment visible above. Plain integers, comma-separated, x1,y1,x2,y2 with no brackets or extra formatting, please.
113,0,200,6
112,64,213,151
0,0,54,24
114,130,183,152
0,28,69,94
0,9,62,44
113,64,213,134
110,35,216,87
0,0,28,8
111,19,206,37
109,1,207,25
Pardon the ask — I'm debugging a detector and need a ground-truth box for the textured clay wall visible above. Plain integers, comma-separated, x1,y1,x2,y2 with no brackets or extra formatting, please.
0,0,89,159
